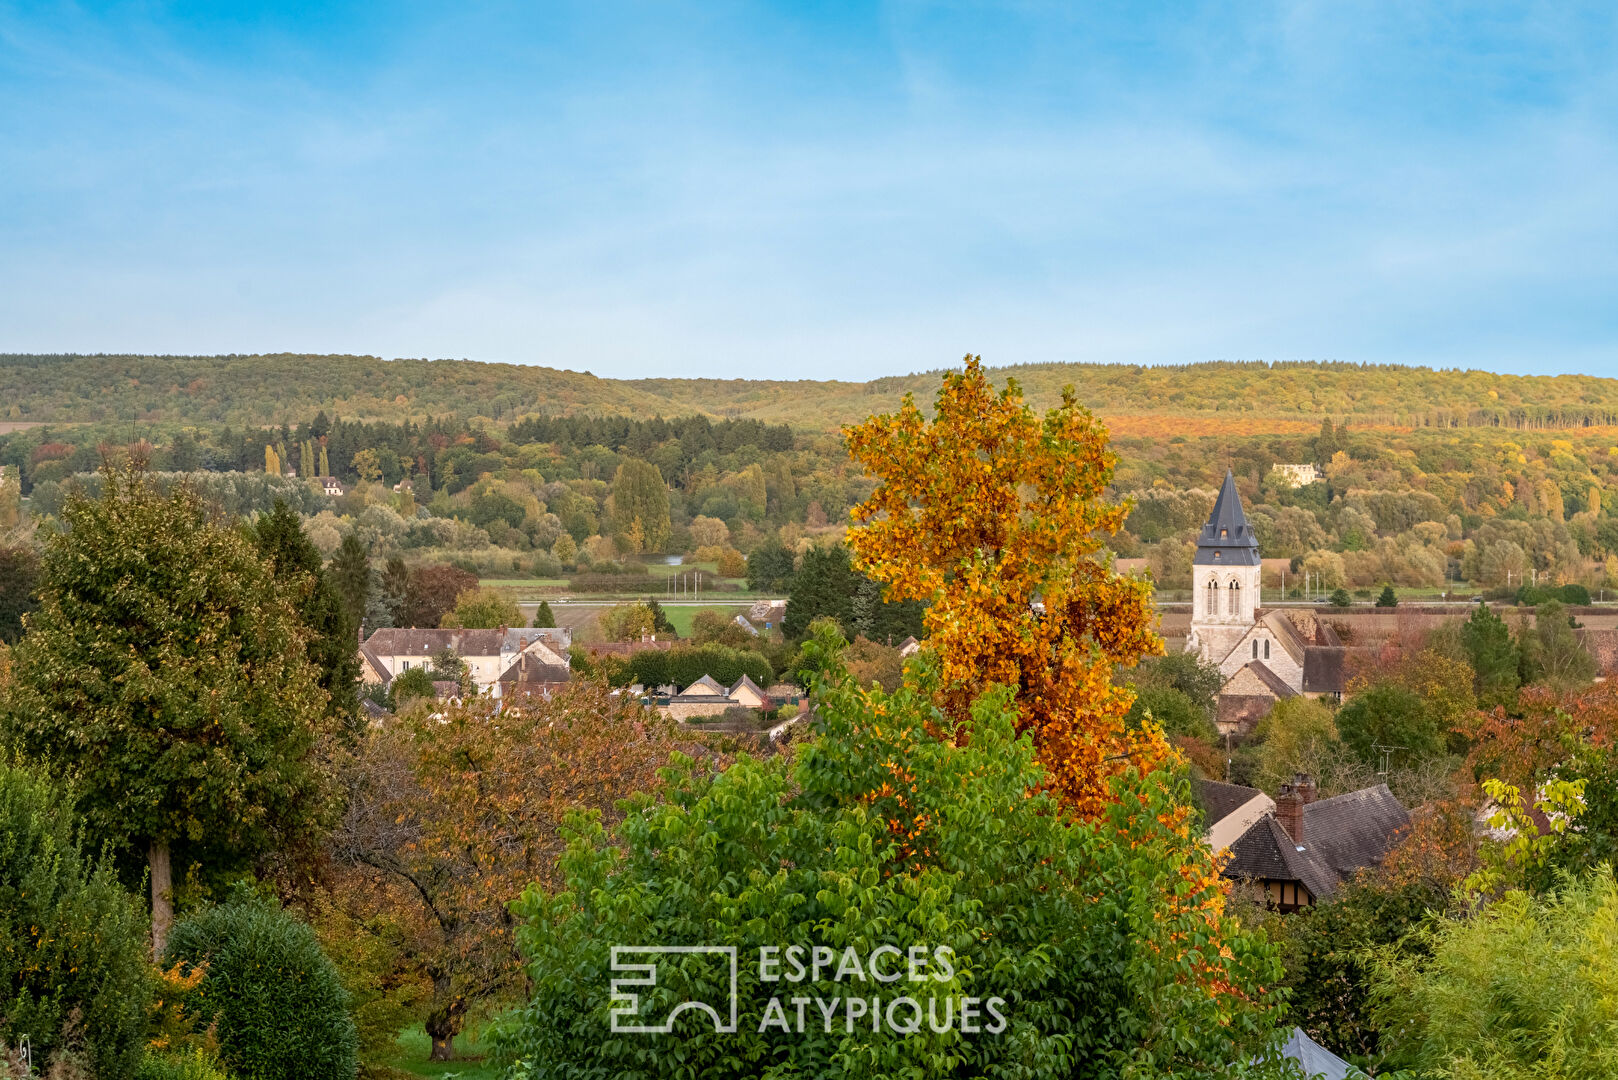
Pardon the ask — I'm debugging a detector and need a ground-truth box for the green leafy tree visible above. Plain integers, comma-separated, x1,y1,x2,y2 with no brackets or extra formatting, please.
783,543,857,637
531,600,557,628
609,460,671,553
0,543,39,644
1124,685,1215,741
1335,683,1446,769
1251,697,1340,792
0,760,151,1076
251,500,360,726
495,639,1286,1077
2,465,337,954
440,587,522,629
390,666,437,707
1461,601,1521,707
328,532,372,632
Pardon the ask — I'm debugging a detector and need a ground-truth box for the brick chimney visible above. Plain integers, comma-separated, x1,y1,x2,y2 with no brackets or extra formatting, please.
1274,773,1316,844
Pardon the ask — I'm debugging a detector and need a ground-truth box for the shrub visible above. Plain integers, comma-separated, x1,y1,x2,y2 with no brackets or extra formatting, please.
134,1048,233,1080
0,760,150,1077
164,889,358,1080
1329,587,1353,607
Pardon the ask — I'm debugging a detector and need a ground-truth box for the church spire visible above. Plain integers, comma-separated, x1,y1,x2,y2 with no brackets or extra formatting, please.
1194,470,1260,566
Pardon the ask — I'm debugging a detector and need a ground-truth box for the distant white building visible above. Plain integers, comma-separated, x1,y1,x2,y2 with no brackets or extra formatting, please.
361,627,571,692
1270,463,1324,488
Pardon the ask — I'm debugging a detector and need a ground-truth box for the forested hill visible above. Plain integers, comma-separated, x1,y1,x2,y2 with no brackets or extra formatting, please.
6,353,1618,432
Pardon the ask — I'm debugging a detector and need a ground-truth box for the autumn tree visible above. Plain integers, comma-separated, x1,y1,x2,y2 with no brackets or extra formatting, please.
251,499,361,726
333,684,688,1061
610,459,670,553
2,464,338,954
397,563,479,629
844,356,1164,816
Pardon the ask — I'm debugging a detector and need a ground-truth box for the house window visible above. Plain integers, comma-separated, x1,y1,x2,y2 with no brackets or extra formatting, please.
401,661,411,671
1264,639,1271,659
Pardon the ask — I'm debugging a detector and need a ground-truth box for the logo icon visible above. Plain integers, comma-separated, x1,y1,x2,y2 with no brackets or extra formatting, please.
609,946,739,1034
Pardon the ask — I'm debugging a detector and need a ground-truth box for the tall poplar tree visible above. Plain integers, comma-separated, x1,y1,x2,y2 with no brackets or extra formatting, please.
1,464,337,954
609,460,671,553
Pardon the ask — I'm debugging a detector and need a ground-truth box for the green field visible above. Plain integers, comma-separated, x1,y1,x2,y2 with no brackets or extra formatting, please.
661,604,750,637
388,1023,501,1079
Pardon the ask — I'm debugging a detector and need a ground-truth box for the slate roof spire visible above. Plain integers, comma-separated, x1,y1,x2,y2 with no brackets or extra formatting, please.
1194,470,1261,566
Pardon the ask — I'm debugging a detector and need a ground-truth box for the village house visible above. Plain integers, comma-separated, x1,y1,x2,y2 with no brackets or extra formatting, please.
360,626,571,693
1199,774,1409,912
658,675,776,721
321,476,345,497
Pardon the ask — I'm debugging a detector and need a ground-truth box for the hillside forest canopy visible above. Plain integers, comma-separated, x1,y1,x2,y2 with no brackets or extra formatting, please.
8,357,1618,603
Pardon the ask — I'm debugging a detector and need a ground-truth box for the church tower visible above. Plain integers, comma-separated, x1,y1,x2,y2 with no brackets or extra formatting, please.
1186,470,1261,664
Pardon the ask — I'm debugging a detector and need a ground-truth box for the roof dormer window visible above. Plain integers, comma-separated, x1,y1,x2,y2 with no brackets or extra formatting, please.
1220,528,1228,538
1213,551,1221,560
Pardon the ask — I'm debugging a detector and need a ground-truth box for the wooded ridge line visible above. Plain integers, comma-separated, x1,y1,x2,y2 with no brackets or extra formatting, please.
4,353,1617,432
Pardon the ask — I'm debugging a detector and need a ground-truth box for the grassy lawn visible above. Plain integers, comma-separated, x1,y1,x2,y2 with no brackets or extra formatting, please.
662,603,749,637
388,1023,501,1079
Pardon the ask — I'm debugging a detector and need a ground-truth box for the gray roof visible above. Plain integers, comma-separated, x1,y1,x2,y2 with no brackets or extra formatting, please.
1302,646,1381,694
1193,470,1261,566
1303,784,1410,879
1197,779,1264,824
1271,1028,1360,1080
1222,784,1408,902
497,649,571,686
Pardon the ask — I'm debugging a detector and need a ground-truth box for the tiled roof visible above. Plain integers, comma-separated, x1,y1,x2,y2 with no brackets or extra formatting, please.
1240,660,1299,700
1197,779,1264,824
367,628,508,656
1264,612,1309,665
1303,784,1410,878
497,650,571,686
1220,783,1408,902
1225,815,1340,901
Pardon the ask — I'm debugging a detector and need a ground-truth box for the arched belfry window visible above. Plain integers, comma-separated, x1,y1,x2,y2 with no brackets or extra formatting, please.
1204,579,1218,618
1228,580,1241,616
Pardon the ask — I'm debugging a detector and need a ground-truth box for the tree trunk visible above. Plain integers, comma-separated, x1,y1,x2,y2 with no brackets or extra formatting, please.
149,839,173,959
425,990,465,1062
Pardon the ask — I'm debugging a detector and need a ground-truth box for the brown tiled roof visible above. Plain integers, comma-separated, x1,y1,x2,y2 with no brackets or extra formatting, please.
1264,612,1309,664
497,650,571,686
359,643,392,686
367,628,508,656
1241,660,1299,700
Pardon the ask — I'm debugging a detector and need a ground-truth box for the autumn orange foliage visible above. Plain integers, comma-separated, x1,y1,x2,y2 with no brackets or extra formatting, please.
845,356,1169,819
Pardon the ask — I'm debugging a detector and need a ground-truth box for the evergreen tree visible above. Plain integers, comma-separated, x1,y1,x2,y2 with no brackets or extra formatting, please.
329,532,372,632
531,599,556,628
850,571,928,644
377,555,411,627
783,544,858,637
645,597,675,635
745,537,797,593
1375,584,1398,607
251,499,361,725
1461,601,1521,707
2,463,337,954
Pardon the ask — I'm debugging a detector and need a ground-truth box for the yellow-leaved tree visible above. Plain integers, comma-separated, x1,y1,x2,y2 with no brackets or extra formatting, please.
845,355,1168,818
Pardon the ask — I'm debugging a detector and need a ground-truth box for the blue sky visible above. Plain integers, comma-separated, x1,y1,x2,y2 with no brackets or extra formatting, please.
2,2,1616,379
